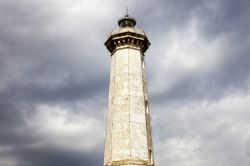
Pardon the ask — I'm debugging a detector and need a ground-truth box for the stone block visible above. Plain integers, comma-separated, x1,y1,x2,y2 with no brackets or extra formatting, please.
114,75,129,97
112,122,130,160
130,96,145,123
129,75,143,97
128,49,142,75
115,49,129,75
130,122,148,160
113,96,129,123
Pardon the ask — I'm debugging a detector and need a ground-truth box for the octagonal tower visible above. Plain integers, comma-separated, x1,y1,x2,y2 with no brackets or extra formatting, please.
104,14,154,166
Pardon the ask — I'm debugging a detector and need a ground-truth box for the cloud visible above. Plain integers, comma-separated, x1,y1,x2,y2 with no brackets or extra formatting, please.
0,99,105,166
0,0,249,166
153,93,250,166
146,0,250,104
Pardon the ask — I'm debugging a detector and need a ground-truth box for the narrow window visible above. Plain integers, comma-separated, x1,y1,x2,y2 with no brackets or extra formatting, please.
145,97,149,114
149,149,153,163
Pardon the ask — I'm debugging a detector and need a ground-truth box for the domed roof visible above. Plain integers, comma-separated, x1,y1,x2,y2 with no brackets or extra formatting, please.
106,14,146,38
118,14,136,27
108,26,146,37
105,13,150,54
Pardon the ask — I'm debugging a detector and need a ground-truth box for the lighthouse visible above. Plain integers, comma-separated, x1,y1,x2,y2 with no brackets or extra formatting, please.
104,13,154,166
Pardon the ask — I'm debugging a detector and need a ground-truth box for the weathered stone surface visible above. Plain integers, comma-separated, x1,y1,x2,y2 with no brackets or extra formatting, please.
104,14,154,166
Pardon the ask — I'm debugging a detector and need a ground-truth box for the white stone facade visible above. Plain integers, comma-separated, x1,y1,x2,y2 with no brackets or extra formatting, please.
104,15,154,166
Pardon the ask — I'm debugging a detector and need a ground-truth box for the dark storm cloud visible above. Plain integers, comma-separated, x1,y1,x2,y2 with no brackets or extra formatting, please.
0,0,110,103
133,0,203,32
132,0,250,39
197,0,250,39
144,0,250,104
0,1,109,165
152,47,250,104
0,0,250,166
0,103,36,159
1,77,107,104
0,144,103,166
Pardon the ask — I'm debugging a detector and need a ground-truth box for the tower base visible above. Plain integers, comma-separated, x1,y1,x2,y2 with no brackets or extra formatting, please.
104,159,154,166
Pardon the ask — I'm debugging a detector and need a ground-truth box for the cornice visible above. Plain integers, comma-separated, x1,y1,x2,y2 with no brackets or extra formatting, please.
105,31,150,55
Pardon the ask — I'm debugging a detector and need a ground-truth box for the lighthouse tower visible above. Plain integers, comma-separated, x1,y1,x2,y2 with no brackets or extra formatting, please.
104,13,154,166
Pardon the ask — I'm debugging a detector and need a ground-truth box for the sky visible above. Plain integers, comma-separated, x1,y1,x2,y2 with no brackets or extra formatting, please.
0,0,250,166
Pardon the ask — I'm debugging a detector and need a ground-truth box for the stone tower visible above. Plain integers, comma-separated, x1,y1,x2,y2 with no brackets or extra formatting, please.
104,14,154,166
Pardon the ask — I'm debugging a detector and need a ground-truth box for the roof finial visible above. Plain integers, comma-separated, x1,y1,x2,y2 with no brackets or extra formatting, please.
118,7,136,27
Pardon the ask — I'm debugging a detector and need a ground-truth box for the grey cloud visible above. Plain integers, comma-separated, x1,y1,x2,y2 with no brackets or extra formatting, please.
0,0,110,104
0,1,108,165
145,0,250,104
0,144,103,166
152,94,250,166
0,0,250,166
197,0,250,39
150,35,250,104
